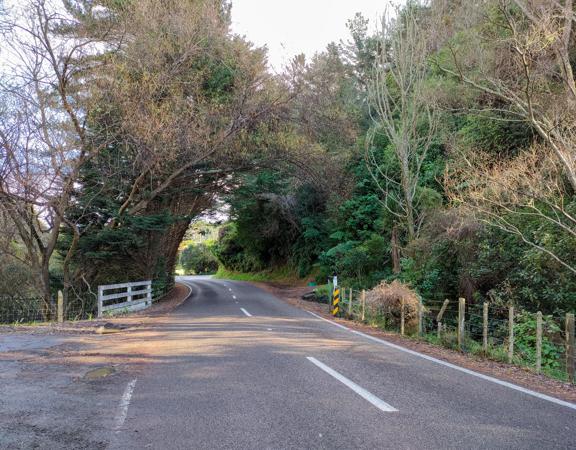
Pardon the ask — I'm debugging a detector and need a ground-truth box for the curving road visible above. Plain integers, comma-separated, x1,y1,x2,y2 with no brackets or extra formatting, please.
109,276,576,449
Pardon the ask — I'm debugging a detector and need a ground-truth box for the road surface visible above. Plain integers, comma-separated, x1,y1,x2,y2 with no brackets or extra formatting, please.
106,276,576,449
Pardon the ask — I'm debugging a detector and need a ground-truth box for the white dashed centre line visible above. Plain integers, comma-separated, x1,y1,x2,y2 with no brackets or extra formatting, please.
306,357,397,413
232,295,237,299
240,308,252,317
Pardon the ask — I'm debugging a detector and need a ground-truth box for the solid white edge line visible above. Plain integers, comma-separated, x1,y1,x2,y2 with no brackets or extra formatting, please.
307,311,576,411
182,282,193,299
114,378,137,431
241,308,252,317
307,357,397,412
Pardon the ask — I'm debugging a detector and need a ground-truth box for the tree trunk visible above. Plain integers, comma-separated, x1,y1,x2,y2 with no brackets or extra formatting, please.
401,157,416,242
391,225,401,274
40,258,53,321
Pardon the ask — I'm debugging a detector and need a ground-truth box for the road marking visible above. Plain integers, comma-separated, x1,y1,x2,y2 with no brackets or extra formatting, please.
180,282,193,299
232,295,237,299
307,311,576,411
114,378,137,431
228,288,232,291
241,308,252,317
306,357,397,413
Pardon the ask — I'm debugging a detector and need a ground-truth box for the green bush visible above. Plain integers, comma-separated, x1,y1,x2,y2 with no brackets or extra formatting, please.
212,223,264,272
180,243,219,275
513,311,563,371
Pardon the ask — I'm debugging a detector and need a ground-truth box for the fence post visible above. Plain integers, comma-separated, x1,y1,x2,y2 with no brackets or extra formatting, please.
57,290,64,324
536,311,542,375
483,302,489,354
417,300,423,337
437,299,449,340
147,281,153,306
97,285,103,318
127,284,132,304
508,306,514,364
567,313,575,383
400,298,405,336
457,298,465,351
348,288,353,317
361,290,366,322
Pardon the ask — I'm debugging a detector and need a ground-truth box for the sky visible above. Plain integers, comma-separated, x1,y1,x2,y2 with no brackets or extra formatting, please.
230,0,389,72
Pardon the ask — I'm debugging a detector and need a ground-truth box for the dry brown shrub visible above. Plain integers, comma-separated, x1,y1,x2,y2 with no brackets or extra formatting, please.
366,280,421,330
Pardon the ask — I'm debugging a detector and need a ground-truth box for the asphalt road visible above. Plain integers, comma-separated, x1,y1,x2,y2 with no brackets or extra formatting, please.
102,276,576,449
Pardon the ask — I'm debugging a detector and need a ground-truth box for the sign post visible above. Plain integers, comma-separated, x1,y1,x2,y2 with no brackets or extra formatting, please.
332,287,340,316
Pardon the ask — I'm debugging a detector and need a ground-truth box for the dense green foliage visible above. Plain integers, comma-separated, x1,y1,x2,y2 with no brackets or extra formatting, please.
214,0,576,318
1,0,574,323
180,244,219,275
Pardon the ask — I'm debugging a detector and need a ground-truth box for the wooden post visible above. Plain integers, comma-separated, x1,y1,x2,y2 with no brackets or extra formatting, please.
361,290,366,322
97,285,103,318
457,298,465,351
146,280,152,305
508,306,514,364
417,300,423,337
566,313,575,383
400,298,405,336
57,290,64,323
483,302,489,354
436,299,449,340
348,288,353,317
536,311,542,375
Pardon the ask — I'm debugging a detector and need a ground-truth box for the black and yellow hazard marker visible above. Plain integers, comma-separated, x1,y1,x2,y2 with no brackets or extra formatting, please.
332,288,340,316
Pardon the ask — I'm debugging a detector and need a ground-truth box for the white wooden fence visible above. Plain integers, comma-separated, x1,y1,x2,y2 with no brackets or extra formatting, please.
97,280,152,318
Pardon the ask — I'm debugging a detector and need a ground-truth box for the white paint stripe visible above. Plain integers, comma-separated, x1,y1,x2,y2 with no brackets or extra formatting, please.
308,311,350,330
232,295,237,299
179,282,193,300
241,308,252,317
307,311,576,411
114,379,137,431
307,357,397,412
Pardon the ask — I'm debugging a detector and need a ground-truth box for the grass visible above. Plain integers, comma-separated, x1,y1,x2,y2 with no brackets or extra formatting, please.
418,329,570,382
213,266,306,284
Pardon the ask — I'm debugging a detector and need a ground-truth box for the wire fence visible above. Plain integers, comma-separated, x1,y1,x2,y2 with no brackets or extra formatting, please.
0,278,176,326
332,287,575,384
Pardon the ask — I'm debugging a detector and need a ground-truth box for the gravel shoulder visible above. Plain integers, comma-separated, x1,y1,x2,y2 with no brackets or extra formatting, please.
251,280,576,404
0,283,191,450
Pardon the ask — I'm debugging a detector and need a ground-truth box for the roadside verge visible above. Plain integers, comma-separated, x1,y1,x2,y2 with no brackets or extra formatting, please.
0,282,191,336
251,280,576,404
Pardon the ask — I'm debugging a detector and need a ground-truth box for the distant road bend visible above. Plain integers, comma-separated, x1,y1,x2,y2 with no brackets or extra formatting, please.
110,276,576,449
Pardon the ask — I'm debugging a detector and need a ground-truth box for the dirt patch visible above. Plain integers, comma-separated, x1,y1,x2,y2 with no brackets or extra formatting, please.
0,284,191,449
0,283,190,337
253,281,576,404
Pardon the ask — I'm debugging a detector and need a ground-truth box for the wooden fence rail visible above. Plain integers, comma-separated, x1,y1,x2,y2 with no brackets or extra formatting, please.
97,280,152,318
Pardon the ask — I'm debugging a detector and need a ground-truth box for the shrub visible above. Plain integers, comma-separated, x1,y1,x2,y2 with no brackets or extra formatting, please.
513,311,563,371
365,280,421,331
180,243,219,275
